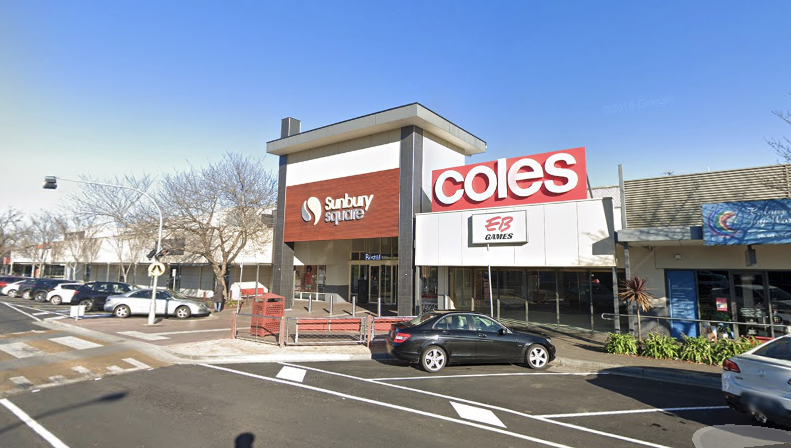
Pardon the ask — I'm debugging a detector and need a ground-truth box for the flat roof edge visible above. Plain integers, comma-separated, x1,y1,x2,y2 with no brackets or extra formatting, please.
266,103,486,156
617,226,703,242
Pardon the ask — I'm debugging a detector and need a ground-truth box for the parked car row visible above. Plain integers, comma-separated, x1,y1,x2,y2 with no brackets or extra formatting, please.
1,278,210,319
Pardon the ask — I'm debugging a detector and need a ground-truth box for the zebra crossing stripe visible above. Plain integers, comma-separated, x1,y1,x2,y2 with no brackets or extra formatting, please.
107,365,124,373
72,366,92,375
122,358,152,369
48,376,68,383
10,377,33,388
0,342,45,358
50,336,103,350
117,331,169,341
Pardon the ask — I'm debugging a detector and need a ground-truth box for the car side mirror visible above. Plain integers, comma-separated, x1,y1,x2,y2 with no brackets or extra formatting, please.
498,328,508,336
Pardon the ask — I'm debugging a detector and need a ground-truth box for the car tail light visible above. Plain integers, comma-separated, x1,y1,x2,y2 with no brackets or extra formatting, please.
723,359,741,373
394,332,411,343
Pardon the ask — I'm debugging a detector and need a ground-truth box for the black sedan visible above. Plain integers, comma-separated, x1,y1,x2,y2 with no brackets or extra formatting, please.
386,311,555,373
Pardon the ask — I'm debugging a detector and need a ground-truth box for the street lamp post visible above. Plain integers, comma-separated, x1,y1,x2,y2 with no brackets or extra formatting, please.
43,176,163,325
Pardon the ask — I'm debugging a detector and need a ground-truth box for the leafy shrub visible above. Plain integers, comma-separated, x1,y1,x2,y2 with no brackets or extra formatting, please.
712,338,742,365
640,332,679,359
604,332,637,355
678,335,714,364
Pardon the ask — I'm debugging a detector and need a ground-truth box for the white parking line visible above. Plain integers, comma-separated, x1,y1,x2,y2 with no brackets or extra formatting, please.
278,362,672,448
201,364,577,448
538,406,730,419
1,302,42,322
0,398,70,448
372,372,600,381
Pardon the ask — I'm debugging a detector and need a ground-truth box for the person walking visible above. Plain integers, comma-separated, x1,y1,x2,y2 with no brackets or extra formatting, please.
213,284,224,312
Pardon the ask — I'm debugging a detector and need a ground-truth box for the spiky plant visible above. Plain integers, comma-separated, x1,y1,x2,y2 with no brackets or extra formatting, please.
618,276,656,342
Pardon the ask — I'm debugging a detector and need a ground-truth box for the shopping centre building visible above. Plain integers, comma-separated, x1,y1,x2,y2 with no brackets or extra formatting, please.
8,103,791,336
267,103,625,331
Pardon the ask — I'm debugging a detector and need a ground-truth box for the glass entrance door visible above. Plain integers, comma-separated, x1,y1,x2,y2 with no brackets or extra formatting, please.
381,265,395,305
350,265,369,304
733,272,770,337
350,263,398,305
370,266,380,304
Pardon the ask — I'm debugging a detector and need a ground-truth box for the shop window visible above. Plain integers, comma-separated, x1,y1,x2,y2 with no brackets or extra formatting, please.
419,266,439,312
696,270,730,322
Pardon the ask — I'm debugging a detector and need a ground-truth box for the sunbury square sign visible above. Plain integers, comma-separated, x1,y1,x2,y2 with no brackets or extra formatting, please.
431,147,587,212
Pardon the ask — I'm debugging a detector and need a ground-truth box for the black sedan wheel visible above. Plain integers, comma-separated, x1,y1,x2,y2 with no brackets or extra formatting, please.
113,305,131,318
79,299,94,311
525,344,550,370
22,290,32,299
420,345,447,373
34,291,47,301
175,306,191,319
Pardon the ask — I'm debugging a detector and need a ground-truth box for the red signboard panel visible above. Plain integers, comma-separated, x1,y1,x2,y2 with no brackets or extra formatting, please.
431,147,587,211
284,169,400,242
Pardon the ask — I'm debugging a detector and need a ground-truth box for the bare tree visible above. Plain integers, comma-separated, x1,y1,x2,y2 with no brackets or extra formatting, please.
106,230,148,284
157,153,278,302
19,213,62,278
0,207,25,260
68,174,160,243
767,99,791,162
68,173,161,278
762,98,791,195
53,216,102,281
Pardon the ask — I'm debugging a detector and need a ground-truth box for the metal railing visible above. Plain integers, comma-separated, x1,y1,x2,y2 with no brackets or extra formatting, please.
601,312,791,339
232,312,284,346
367,315,414,347
286,316,366,345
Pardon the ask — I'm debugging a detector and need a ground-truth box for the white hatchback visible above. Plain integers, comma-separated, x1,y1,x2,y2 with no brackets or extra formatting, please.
46,283,84,305
723,335,791,426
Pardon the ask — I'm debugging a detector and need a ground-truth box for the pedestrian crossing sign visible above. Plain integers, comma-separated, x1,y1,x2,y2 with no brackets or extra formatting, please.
148,261,166,277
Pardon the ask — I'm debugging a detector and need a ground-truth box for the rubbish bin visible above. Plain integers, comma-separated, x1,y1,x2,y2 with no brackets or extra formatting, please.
251,293,284,337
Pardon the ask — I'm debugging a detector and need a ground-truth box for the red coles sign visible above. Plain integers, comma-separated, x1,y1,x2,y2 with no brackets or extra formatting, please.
432,147,587,211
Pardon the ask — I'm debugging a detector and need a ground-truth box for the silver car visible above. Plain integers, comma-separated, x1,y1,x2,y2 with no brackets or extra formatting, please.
722,334,791,426
104,289,211,319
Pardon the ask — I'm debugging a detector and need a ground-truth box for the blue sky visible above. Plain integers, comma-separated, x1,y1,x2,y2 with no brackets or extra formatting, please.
2,1,790,216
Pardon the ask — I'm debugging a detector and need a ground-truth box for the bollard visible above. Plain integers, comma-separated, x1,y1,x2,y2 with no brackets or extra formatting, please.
378,296,381,317
352,295,356,317
329,296,333,316
308,293,312,313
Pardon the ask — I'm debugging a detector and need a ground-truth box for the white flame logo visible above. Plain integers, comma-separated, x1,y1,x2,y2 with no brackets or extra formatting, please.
301,197,322,225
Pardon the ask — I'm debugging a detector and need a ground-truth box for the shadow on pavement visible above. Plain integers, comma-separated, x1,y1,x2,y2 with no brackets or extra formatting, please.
0,391,128,437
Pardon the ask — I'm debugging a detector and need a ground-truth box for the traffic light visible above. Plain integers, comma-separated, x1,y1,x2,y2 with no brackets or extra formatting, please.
43,176,58,190
147,247,170,260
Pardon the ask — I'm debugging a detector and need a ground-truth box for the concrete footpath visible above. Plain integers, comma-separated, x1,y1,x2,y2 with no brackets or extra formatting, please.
40,299,723,390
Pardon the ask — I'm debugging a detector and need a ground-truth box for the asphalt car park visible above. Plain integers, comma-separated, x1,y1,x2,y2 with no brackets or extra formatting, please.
0,361,754,448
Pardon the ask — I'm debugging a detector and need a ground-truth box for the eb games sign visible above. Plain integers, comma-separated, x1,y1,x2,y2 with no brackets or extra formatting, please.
432,147,587,211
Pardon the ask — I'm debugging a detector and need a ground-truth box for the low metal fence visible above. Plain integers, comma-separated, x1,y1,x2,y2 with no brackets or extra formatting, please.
286,316,366,345
366,315,413,347
601,312,791,340
232,312,284,346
